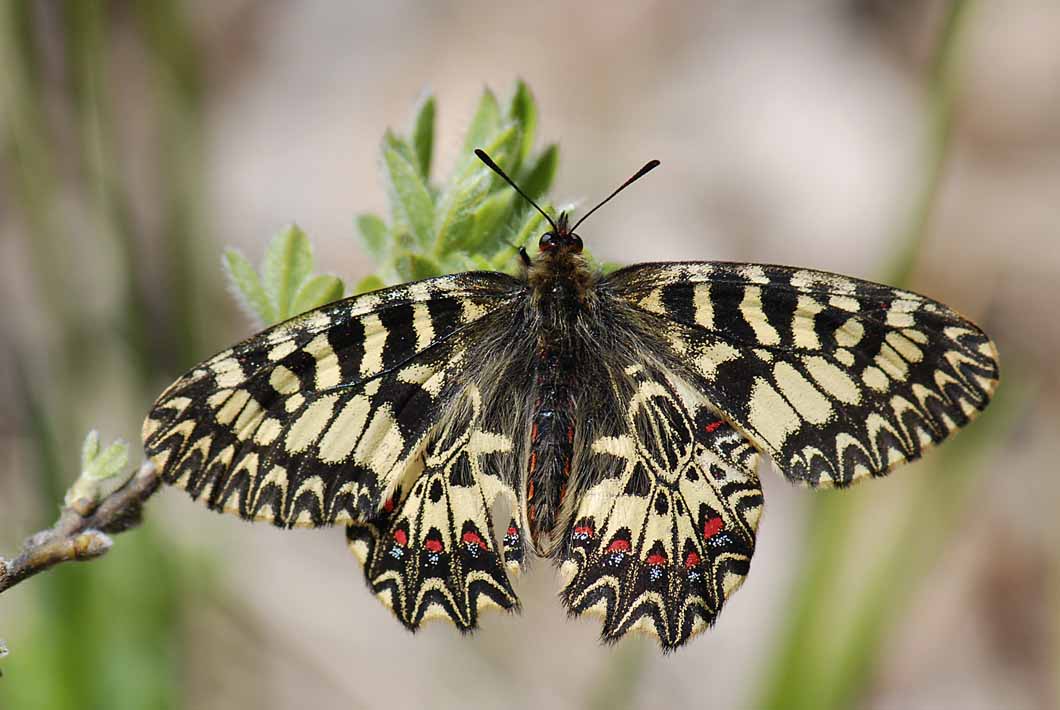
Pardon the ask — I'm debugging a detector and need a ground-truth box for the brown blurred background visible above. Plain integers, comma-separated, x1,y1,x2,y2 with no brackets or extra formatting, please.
1,2,1057,709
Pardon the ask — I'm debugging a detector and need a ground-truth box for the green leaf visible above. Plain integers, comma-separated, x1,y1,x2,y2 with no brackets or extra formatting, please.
456,123,519,187
519,143,558,201
507,80,537,164
434,168,492,255
488,204,548,271
383,130,418,170
81,430,101,472
262,225,313,323
354,274,385,294
223,248,275,325
469,189,516,253
66,431,131,508
461,88,502,157
291,274,344,315
383,146,434,249
468,255,493,270
410,93,435,180
485,124,521,170
438,252,477,273
393,251,442,282
87,438,129,482
356,213,390,264
512,202,552,247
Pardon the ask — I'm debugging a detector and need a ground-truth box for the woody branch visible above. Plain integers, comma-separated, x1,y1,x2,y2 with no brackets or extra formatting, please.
0,460,159,595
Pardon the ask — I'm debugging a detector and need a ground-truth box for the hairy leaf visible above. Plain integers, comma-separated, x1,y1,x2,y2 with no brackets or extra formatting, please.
291,274,344,315
263,225,313,322
384,147,434,249
411,93,435,180
223,248,275,325
356,214,390,264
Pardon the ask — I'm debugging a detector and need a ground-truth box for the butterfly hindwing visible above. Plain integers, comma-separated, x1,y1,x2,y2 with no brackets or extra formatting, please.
142,272,522,527
559,362,763,650
346,384,521,630
605,262,999,487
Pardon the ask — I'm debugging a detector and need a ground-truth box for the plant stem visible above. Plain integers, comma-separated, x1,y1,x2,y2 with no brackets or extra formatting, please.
0,462,160,594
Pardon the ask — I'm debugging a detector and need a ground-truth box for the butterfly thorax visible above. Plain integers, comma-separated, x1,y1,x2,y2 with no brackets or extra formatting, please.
527,251,595,307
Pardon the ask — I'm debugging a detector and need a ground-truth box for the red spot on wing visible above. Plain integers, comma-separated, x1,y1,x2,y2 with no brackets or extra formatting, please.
506,526,518,537
573,525,594,537
527,479,535,500
461,531,487,549
705,420,724,433
685,551,701,568
424,538,444,553
704,517,724,539
606,539,631,553
529,452,537,474
531,422,539,442
646,552,667,566
383,496,395,513
567,426,574,443
392,529,408,546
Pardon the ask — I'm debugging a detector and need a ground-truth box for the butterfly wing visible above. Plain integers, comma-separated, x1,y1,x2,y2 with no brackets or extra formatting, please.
603,262,999,487
559,360,762,650
142,272,524,528
346,382,521,630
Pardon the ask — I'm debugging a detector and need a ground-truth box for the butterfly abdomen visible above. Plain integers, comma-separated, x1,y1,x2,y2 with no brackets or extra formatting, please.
526,342,576,553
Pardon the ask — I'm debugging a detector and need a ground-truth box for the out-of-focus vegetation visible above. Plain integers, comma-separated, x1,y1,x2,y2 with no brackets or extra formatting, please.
222,81,559,321
0,2,207,708
758,4,1029,709
2,2,1055,709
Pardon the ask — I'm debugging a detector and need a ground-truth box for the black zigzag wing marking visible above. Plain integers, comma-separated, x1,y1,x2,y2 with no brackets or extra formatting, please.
559,361,762,651
603,262,1000,487
346,384,521,631
142,272,525,527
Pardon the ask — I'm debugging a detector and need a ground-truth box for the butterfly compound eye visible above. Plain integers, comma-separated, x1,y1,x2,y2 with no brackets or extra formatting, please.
570,234,584,253
539,232,557,251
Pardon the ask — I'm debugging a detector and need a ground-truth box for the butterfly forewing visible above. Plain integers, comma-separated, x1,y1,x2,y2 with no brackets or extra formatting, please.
142,272,524,528
603,262,1000,487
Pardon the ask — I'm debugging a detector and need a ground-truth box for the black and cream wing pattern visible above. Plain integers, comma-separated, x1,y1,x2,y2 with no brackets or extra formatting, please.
143,256,998,650
602,262,999,487
547,261,997,648
143,272,530,625
557,358,763,648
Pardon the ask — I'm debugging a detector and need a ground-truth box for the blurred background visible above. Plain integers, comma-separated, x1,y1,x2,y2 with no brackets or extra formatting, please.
1,1,1057,708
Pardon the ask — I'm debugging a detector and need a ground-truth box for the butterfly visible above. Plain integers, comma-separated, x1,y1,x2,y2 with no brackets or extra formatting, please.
142,149,999,650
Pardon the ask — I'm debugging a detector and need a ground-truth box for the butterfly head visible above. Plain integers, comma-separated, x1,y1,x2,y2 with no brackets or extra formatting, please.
539,212,584,255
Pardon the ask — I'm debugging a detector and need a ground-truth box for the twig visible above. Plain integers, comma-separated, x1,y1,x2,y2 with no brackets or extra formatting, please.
0,461,159,595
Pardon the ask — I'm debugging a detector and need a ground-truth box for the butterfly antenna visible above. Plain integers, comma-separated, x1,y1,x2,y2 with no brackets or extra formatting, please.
570,159,660,232
475,149,559,233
